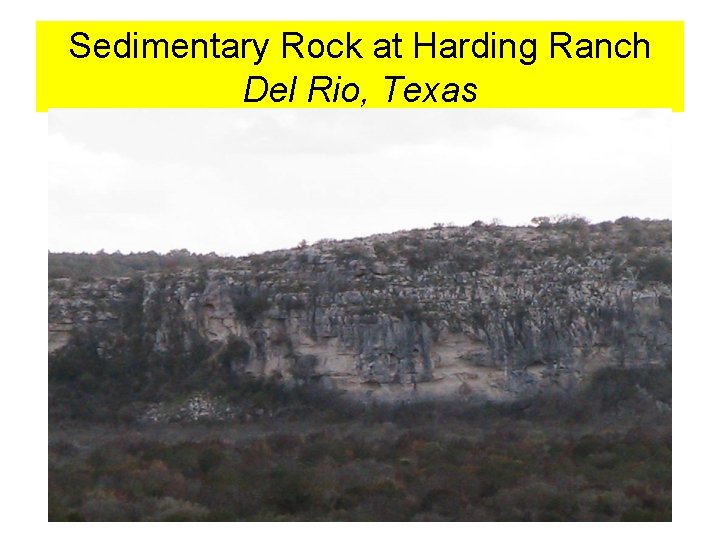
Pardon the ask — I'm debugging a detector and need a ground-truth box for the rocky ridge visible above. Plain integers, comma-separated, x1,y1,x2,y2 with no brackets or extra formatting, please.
48,218,671,404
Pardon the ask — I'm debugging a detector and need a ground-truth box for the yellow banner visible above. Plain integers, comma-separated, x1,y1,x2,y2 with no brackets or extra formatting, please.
36,21,684,112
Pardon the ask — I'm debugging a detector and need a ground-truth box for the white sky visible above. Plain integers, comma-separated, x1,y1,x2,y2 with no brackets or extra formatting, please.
49,108,671,255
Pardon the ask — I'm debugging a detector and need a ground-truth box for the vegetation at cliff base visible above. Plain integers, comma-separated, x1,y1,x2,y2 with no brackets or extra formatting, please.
49,364,671,522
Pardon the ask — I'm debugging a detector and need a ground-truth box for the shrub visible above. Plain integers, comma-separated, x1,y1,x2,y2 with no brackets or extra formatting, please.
197,447,225,474
265,468,321,515
217,337,252,370
230,286,271,325
638,255,672,285
373,242,394,261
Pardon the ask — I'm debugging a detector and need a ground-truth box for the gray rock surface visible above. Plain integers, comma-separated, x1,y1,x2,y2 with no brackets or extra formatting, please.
48,219,671,403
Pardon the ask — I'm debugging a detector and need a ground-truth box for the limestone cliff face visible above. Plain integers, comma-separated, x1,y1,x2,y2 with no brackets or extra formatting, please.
48,219,671,403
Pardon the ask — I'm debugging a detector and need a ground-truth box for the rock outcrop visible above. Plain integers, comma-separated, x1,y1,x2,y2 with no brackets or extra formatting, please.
48,218,671,403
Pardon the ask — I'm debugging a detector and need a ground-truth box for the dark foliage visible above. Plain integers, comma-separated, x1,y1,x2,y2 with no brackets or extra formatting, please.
631,253,672,285
49,249,237,280
230,286,271,325
49,365,671,521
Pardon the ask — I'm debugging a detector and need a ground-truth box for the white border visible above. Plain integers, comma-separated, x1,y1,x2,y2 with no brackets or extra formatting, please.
3,0,715,536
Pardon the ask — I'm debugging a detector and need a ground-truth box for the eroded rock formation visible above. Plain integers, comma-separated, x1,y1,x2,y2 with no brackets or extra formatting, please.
49,219,671,403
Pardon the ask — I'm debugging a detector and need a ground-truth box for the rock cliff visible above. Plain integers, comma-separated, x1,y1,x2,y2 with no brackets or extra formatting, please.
48,218,671,404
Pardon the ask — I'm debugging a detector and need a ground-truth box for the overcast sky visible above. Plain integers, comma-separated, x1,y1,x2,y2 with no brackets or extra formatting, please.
49,108,671,255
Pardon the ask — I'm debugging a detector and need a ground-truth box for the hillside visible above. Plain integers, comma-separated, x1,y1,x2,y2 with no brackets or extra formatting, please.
48,216,671,421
